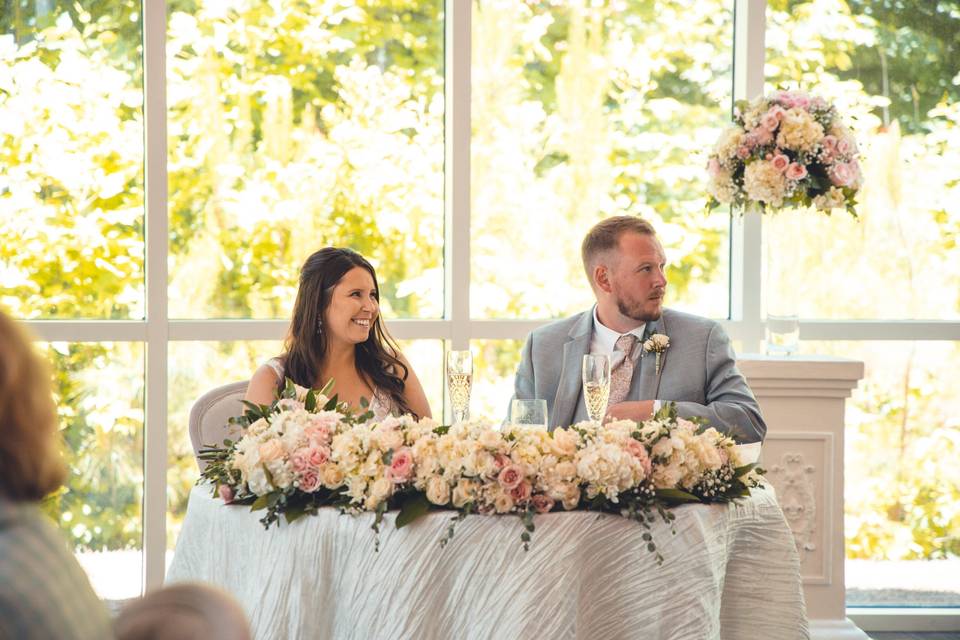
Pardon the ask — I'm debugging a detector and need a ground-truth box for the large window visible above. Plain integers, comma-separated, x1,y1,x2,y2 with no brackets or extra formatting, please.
2,0,958,617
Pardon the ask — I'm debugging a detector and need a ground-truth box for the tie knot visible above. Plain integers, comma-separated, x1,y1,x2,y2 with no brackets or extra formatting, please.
615,334,637,356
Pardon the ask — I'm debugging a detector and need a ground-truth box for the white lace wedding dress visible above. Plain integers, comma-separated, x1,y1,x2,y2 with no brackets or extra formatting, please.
264,357,397,421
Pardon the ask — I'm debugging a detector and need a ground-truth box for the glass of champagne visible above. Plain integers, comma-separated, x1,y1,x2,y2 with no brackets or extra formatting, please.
582,354,611,423
446,349,473,423
509,398,548,429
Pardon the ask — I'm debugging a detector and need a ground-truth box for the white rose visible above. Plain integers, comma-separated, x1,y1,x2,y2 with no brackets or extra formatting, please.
322,465,344,489
494,490,515,514
247,466,272,496
370,477,393,503
452,479,479,508
426,476,451,506
378,428,404,451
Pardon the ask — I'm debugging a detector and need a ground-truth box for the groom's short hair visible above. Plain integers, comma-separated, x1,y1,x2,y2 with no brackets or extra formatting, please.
581,216,658,287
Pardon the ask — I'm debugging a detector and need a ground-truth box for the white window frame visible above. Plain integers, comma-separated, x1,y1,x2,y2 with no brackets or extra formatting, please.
20,0,960,628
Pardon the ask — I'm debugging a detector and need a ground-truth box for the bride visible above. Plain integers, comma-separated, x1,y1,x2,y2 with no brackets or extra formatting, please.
244,247,431,420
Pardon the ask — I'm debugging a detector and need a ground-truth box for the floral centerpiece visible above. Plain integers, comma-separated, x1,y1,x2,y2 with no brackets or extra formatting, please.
199,380,762,562
705,90,862,215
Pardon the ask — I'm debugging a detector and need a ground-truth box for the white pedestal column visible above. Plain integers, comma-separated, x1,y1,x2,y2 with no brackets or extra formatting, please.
738,356,868,640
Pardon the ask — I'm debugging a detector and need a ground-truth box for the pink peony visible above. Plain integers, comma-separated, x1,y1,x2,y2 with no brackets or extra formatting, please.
299,468,323,493
304,425,332,447
770,153,790,172
387,447,414,483
290,447,312,473
785,162,808,181
510,480,532,504
498,464,524,490
218,484,235,503
309,446,330,467
531,494,555,514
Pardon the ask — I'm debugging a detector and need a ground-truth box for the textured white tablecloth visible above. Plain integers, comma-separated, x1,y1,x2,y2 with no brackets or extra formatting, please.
167,484,807,640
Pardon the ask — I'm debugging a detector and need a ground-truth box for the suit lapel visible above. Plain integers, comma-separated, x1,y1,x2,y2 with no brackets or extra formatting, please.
551,312,593,428
637,315,667,401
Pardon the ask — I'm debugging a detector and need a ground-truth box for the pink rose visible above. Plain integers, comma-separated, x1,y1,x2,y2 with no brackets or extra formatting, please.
746,128,772,147
498,464,524,490
493,453,510,472
531,494,555,514
299,468,322,493
829,162,858,187
836,137,856,157
707,157,722,179
510,480,532,504
736,146,751,160
218,484,235,503
760,110,780,132
793,94,810,109
771,153,790,172
785,162,808,181
309,446,330,467
387,447,414,483
625,439,653,478
821,135,838,152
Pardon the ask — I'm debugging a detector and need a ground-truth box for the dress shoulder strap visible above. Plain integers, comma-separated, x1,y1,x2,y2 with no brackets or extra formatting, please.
264,357,285,381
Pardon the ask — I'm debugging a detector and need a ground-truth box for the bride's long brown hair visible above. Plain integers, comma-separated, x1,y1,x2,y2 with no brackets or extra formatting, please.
280,247,415,417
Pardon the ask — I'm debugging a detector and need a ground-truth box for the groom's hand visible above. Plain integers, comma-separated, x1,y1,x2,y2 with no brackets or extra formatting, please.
605,400,655,422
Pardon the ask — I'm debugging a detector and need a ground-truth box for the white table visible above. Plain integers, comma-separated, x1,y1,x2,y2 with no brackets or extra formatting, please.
167,484,808,640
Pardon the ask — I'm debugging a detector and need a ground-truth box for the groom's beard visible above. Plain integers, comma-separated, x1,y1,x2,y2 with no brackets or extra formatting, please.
616,296,663,322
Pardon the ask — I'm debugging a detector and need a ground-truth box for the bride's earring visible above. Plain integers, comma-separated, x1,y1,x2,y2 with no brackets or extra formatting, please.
316,318,323,334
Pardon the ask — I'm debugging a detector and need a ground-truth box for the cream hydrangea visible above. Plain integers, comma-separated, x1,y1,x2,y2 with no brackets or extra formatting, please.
743,160,787,207
813,186,846,211
776,107,824,152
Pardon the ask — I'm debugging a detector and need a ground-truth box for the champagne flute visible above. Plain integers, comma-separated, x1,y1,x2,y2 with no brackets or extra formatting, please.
446,350,473,424
582,354,611,423
509,399,548,429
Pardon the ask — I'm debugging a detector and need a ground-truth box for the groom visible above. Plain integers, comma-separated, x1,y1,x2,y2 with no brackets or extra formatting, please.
511,216,766,443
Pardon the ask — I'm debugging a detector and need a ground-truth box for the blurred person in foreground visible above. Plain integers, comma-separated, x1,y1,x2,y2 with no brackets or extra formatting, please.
114,582,251,640
0,309,113,639
511,216,766,442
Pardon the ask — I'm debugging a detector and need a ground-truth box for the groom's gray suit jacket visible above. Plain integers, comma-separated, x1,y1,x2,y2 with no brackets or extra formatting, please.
512,308,766,443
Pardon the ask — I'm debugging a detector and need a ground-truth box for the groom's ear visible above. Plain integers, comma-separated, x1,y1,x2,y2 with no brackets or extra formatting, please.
594,265,612,293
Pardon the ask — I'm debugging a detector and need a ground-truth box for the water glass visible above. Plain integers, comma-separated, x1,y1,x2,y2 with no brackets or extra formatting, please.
509,399,548,428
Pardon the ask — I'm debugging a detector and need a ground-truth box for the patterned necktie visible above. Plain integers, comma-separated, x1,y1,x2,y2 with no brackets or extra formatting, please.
608,334,638,406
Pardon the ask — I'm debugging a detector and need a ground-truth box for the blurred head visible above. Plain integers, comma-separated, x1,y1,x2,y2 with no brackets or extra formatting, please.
581,216,668,329
0,310,66,502
114,582,251,640
283,247,414,416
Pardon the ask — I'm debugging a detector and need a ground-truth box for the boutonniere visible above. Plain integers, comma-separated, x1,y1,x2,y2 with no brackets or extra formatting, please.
642,333,670,375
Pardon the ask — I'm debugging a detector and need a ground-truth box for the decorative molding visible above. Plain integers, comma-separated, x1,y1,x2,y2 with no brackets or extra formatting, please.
763,432,835,586
767,452,818,557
